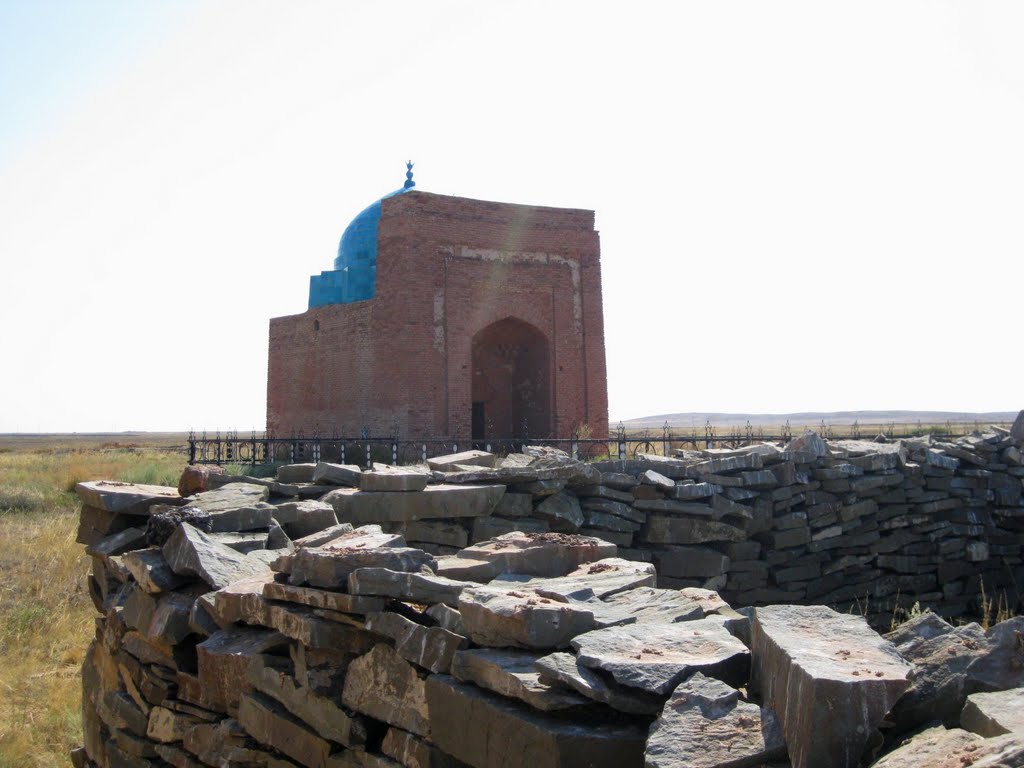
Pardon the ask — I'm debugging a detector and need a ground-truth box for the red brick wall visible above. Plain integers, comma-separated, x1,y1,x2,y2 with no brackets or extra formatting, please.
267,191,608,440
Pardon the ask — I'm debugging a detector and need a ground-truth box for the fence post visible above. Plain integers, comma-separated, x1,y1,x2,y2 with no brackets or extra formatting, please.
392,442,398,465
365,443,372,469
422,444,427,463
341,443,346,465
188,430,196,465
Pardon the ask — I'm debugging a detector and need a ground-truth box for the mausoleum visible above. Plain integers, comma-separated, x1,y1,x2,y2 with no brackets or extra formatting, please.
267,165,608,441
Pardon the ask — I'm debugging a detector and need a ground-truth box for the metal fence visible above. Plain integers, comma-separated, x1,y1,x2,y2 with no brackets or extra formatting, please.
186,419,996,468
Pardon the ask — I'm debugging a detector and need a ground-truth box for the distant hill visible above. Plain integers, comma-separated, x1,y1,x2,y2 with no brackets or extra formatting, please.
620,410,1019,429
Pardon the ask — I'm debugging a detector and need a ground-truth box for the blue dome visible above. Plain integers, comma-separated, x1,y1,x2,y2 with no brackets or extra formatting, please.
308,165,415,309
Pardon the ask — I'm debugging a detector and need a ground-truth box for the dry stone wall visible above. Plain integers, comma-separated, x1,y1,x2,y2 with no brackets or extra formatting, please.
72,431,1024,768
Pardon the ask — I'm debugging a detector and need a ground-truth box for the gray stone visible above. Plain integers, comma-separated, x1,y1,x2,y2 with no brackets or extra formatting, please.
535,491,584,532
162,523,270,590
288,546,435,589
961,688,1024,737
489,558,656,601
572,618,749,694
360,466,431,492
276,463,317,483
644,516,746,545
654,546,730,580
347,567,468,607
751,604,913,768
263,580,387,615
640,470,675,492
426,674,647,768
533,652,663,715
645,673,786,768
495,492,533,517
324,484,505,523
427,450,496,471
450,648,590,711
868,726,1024,768
580,497,645,523
75,481,183,515
184,483,275,531
271,500,338,539
599,587,705,624
247,653,367,748
427,603,465,635
365,611,468,673
196,627,286,715
666,482,716,501
121,548,188,593
401,520,469,548
237,691,332,768
459,586,595,649
784,432,829,458
311,462,363,486
86,527,149,561
454,531,617,579
292,522,356,548
342,644,431,737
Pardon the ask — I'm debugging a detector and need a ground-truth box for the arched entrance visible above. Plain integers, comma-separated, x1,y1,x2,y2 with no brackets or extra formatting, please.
471,318,551,440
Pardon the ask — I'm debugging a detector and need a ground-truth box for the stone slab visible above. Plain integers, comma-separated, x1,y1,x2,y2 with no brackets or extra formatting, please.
459,586,595,649
425,674,647,768
751,604,913,768
572,618,750,694
365,611,468,673
645,672,786,768
347,567,468,607
341,644,431,737
324,484,505,523
76,481,183,515
450,648,590,711
162,523,270,590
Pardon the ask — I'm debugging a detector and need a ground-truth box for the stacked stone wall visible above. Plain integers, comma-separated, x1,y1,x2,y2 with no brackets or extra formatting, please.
72,437,1024,768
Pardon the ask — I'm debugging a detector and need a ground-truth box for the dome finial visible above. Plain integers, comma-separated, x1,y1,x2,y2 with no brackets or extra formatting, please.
404,160,415,190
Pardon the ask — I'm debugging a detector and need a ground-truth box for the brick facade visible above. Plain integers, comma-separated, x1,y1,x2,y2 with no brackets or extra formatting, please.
267,191,608,440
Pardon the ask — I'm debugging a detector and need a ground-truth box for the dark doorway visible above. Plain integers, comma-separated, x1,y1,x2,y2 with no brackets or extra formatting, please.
471,402,485,441
471,318,551,440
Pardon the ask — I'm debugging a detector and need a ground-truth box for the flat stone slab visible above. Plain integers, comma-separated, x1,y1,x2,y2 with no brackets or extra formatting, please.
961,688,1024,737
247,653,368,748
182,483,275,532
359,466,431,492
237,691,332,768
490,558,656,601
196,627,286,715
427,450,496,471
426,674,647,768
311,462,363,486
450,648,590,711
751,604,913,768
76,481,183,515
455,531,617,579
365,611,468,673
288,544,434,590
572,618,750,694
533,652,662,715
262,580,387,615
869,726,1024,768
347,567,468,607
598,587,706,625
459,586,595,649
162,523,271,590
535,491,584,532
645,673,786,768
643,516,747,545
342,644,431,737
324,483,505,523
276,463,317,483
271,500,338,540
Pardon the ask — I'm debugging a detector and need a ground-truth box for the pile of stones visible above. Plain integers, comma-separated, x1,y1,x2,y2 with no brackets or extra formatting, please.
73,452,1024,768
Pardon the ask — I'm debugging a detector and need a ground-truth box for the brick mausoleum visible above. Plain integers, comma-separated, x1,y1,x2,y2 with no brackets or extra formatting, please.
266,165,608,441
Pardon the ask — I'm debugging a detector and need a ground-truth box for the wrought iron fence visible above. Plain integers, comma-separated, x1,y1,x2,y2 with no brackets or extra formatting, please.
186,418,1003,469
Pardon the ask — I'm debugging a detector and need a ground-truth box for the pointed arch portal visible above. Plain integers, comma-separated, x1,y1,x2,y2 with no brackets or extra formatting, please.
471,318,551,440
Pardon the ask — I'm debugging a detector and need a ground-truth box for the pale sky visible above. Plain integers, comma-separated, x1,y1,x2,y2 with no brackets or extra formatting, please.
1,1,1021,433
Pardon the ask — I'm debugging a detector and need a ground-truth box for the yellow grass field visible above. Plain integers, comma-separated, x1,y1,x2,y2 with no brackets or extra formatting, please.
0,435,186,767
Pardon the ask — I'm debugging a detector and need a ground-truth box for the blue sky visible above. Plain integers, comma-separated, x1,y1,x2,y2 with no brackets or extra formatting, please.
1,1,1022,432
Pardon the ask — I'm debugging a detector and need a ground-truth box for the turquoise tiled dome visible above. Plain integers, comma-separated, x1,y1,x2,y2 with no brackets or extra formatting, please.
308,164,415,308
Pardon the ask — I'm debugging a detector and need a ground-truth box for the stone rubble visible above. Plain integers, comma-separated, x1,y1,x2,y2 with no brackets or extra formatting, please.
73,433,1024,768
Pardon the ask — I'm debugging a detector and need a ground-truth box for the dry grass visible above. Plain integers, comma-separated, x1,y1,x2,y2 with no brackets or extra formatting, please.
0,436,186,767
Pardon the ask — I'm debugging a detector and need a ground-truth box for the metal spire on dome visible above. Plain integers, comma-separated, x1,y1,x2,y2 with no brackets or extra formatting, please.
404,161,415,189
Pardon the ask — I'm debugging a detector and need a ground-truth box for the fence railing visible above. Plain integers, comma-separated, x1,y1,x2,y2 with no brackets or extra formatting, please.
186,419,1000,468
